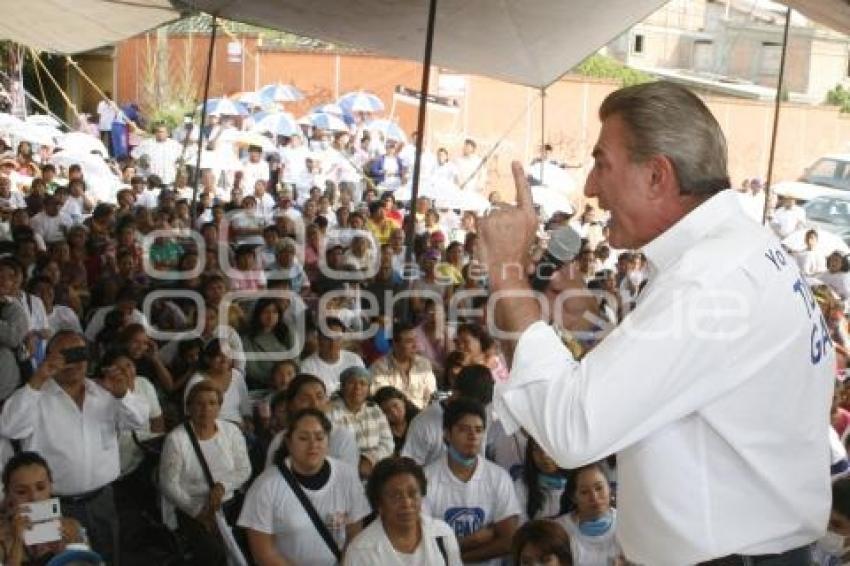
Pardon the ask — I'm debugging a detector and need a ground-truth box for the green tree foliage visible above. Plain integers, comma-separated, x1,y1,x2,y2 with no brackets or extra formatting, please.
826,84,850,113
572,54,654,86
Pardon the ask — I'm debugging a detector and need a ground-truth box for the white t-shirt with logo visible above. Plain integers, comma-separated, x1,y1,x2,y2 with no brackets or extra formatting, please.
555,510,622,566
423,455,520,566
238,458,370,566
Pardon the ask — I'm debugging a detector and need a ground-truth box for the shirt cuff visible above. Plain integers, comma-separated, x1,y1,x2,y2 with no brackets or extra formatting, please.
493,321,575,434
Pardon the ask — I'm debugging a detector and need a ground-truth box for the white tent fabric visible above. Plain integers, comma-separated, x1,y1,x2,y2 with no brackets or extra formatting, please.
2,1,850,88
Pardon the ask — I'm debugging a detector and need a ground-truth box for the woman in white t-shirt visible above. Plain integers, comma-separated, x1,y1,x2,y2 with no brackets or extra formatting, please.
344,456,462,566
554,462,623,566
514,437,572,524
238,408,370,565
818,252,850,301
184,339,251,428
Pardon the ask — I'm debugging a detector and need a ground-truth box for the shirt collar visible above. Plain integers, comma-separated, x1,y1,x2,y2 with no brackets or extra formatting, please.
642,189,738,274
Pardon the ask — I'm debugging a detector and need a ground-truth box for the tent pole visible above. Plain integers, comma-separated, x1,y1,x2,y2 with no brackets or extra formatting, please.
403,0,438,319
191,15,219,224
761,7,791,226
540,88,546,185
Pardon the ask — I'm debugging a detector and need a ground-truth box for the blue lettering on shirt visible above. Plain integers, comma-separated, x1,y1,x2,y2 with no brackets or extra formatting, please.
445,507,485,538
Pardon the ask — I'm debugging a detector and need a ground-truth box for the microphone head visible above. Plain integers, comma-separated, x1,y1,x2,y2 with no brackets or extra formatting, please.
546,226,582,264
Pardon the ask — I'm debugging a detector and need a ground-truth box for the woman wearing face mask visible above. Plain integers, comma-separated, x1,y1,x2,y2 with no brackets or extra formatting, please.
554,463,622,566
512,519,573,566
515,438,573,523
0,452,86,565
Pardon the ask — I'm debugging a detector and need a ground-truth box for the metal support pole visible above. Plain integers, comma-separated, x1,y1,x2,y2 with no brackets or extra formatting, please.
191,15,219,223
761,7,792,226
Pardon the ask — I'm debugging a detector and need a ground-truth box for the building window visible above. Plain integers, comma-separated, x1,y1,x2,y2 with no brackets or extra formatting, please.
632,34,645,55
761,42,782,75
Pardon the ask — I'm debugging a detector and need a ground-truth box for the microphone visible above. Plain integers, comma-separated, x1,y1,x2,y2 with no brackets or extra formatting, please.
530,226,582,291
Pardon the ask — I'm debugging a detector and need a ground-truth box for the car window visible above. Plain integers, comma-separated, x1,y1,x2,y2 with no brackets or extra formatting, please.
805,199,850,226
804,158,850,190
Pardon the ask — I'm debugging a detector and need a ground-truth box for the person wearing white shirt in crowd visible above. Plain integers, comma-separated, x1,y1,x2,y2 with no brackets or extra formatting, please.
554,462,623,566
818,252,850,301
433,147,460,186
159,380,251,566
282,133,310,191
0,174,27,211
300,317,366,394
514,437,572,524
264,373,360,469
29,276,82,337
454,139,487,194
795,229,828,277
84,285,149,342
402,364,494,468
60,179,94,224
241,145,270,193
344,456,463,566
422,398,520,566
30,194,73,243
478,81,831,564
253,179,276,223
97,93,117,152
135,174,163,210
398,132,437,181
369,321,437,410
130,124,183,185
0,330,149,564
771,194,807,239
183,339,251,429
239,408,370,566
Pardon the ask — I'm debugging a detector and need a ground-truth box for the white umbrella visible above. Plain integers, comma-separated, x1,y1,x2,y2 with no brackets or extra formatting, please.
396,179,489,212
783,227,850,255
25,114,62,129
252,112,299,137
302,112,349,132
234,91,264,108
531,185,575,216
312,103,345,117
7,122,59,146
259,83,304,103
0,113,22,130
527,162,577,194
49,151,121,203
56,132,109,156
365,119,407,143
198,98,249,117
338,91,385,114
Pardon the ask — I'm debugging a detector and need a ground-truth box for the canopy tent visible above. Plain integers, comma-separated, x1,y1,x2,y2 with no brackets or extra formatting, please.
2,1,849,89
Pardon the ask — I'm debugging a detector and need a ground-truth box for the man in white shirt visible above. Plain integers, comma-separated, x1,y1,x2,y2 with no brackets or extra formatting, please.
0,330,149,564
299,317,366,394
478,81,831,564
422,398,520,566
454,139,487,195
0,174,26,210
771,195,807,239
31,194,73,243
241,145,270,194
130,124,183,185
369,321,437,409
97,93,116,155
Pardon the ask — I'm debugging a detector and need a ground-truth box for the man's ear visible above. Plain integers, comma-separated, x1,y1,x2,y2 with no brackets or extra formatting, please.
646,155,678,199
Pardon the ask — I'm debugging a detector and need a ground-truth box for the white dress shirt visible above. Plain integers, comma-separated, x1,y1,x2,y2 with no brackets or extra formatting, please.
299,351,366,394
494,189,832,564
131,138,183,185
30,211,73,243
0,379,149,495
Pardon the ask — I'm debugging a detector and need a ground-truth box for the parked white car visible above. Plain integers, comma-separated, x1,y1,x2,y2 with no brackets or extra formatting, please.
772,154,850,202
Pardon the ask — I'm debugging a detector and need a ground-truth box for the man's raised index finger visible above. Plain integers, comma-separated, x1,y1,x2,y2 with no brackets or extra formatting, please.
511,161,533,211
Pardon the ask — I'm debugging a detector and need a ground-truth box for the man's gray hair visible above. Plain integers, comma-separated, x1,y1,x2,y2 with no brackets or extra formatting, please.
599,81,730,196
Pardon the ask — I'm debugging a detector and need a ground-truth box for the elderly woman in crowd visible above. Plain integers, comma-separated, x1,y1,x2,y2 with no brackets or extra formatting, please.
344,456,462,565
238,408,370,565
160,380,251,566
329,366,394,480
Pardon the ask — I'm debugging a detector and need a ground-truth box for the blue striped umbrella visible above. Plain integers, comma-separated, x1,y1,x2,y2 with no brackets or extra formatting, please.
303,112,349,132
259,83,304,103
366,119,407,143
198,98,248,117
252,112,299,137
337,91,385,114
312,103,345,117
